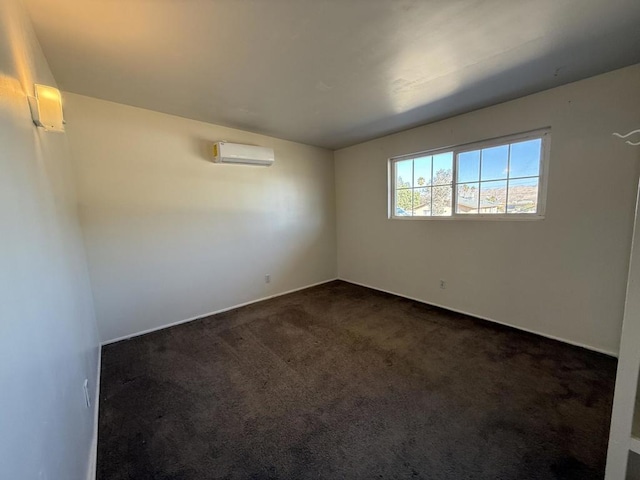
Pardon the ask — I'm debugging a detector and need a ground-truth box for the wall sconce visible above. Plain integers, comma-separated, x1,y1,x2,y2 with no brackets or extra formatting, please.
28,84,65,133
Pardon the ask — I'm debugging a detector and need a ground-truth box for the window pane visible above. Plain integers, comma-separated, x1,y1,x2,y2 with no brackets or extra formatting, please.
457,150,480,183
414,156,432,188
413,188,431,216
481,145,509,181
392,132,546,220
456,182,479,214
480,180,507,214
432,152,453,186
395,188,413,216
507,177,538,214
432,185,452,216
510,139,541,178
395,160,413,188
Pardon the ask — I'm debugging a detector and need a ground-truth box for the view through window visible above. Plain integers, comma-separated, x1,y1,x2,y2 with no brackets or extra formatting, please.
391,130,549,218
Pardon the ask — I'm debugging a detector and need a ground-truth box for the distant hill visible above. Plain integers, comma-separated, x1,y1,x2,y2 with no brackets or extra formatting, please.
480,184,537,205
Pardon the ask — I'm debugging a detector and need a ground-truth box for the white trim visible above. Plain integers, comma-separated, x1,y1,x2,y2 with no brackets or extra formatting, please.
339,277,617,358
629,436,640,456
86,344,102,480
385,213,545,222
605,179,640,479
389,127,550,221
101,278,339,345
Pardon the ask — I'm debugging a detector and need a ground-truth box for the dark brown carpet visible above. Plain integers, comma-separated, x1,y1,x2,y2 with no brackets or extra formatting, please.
98,281,616,480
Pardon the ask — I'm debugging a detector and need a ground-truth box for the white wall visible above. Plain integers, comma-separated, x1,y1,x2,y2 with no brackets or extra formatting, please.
335,64,640,356
63,94,337,343
0,1,101,479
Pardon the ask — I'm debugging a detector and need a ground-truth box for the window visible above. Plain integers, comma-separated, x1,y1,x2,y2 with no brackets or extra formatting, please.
390,129,549,219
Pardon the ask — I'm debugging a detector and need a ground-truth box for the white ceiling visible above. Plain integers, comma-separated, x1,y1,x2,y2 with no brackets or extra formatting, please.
25,0,640,149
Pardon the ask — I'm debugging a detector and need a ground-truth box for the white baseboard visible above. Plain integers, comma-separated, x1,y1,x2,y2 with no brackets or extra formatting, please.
86,344,102,480
87,275,614,479
339,277,618,358
101,278,339,346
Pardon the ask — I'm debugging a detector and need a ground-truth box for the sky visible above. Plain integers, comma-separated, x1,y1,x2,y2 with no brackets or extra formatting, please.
395,138,541,189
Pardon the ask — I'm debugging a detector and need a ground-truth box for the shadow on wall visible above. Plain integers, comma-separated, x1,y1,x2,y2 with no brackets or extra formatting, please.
267,225,334,291
83,193,334,341
0,2,100,480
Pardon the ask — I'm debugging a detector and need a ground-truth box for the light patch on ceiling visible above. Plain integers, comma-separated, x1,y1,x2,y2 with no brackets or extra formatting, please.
22,0,640,149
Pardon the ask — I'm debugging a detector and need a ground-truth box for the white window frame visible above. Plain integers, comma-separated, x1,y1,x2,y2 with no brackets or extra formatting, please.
388,128,551,221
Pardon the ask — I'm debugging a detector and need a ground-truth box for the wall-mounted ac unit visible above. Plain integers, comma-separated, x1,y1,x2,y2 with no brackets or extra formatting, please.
212,141,275,166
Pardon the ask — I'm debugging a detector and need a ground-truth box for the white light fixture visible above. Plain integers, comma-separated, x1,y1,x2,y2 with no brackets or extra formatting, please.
28,84,65,132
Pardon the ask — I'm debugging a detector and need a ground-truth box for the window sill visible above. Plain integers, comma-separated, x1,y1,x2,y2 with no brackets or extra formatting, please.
389,214,545,221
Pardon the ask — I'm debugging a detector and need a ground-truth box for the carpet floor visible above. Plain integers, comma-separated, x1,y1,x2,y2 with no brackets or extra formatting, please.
98,281,616,479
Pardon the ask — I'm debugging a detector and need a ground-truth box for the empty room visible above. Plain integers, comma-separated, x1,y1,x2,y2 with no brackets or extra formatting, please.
3,0,640,479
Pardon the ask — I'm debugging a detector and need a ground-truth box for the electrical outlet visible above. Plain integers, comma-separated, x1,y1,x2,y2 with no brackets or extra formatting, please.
83,379,91,408
440,280,446,289
265,274,271,284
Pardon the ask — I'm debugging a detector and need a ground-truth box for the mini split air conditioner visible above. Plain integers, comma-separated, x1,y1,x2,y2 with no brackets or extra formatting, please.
212,141,275,166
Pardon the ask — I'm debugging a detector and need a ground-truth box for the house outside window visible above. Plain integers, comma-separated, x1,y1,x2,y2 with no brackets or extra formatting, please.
389,129,550,220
